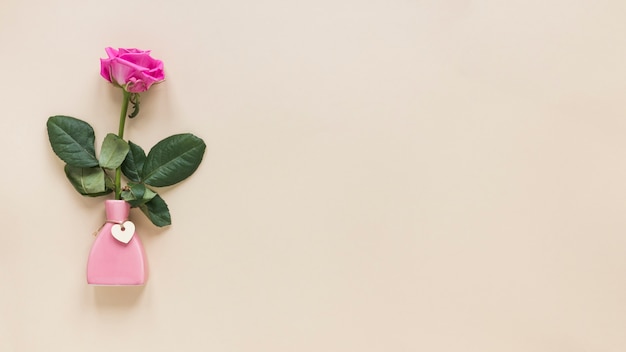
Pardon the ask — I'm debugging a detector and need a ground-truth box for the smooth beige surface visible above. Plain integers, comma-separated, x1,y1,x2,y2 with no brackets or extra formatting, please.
2,0,626,350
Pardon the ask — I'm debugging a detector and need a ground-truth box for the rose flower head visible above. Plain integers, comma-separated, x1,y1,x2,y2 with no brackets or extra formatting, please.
100,47,165,93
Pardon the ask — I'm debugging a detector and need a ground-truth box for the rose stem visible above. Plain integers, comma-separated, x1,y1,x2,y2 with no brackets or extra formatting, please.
115,90,131,200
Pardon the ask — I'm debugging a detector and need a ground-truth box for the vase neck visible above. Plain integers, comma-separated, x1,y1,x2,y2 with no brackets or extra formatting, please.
105,200,130,222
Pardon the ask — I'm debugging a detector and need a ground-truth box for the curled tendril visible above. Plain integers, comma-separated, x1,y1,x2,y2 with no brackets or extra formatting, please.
128,93,141,118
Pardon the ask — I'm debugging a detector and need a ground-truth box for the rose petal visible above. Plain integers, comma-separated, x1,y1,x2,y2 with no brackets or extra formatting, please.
119,52,154,68
100,58,113,82
109,59,140,87
104,47,119,58
119,48,147,55
126,80,148,93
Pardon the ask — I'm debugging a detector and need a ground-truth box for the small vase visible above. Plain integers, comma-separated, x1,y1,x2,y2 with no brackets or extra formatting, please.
87,200,147,285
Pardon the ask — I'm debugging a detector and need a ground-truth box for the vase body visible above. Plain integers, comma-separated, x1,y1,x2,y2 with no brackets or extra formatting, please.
87,200,147,285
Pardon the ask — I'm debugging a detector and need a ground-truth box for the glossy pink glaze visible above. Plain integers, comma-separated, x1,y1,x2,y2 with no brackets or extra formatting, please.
87,200,147,285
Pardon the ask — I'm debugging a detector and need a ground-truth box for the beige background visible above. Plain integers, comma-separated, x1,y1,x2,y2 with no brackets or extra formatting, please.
2,0,626,351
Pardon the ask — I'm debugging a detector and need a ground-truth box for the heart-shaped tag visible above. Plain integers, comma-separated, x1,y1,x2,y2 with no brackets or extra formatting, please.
111,221,135,244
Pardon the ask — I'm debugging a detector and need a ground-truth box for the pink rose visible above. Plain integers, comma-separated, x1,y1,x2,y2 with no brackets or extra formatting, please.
100,47,165,93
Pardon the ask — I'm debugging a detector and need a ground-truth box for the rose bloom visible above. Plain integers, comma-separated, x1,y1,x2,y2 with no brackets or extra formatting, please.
100,47,165,93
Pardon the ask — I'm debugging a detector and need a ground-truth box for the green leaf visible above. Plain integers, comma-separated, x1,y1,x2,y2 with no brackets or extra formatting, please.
64,165,111,197
120,182,156,208
121,141,146,182
47,115,99,168
143,133,206,187
99,133,130,169
139,194,171,227
105,173,115,192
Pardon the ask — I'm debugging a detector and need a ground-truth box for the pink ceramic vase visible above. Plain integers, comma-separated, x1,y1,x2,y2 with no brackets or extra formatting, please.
87,200,147,285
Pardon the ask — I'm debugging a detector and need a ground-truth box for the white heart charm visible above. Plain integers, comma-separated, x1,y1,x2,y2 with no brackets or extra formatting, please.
111,221,135,244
